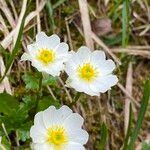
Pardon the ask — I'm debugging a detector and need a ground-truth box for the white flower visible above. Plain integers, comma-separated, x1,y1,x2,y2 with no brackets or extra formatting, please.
65,46,118,96
21,32,70,77
30,105,89,150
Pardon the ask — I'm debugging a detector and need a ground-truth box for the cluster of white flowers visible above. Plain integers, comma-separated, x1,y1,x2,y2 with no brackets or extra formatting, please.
21,32,118,150
21,32,118,96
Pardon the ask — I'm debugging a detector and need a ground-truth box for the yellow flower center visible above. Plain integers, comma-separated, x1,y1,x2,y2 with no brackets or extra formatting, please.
78,63,98,82
47,126,68,150
37,49,55,65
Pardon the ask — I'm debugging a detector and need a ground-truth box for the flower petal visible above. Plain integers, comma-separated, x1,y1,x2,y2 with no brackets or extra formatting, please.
68,129,89,145
67,77,99,96
33,143,53,150
75,46,91,63
27,43,38,56
43,105,74,129
65,60,77,76
34,112,46,130
36,32,60,49
99,59,116,75
63,113,84,130
90,74,118,93
55,42,69,58
90,50,106,66
42,106,57,128
45,61,65,76
66,142,85,150
30,126,46,143
30,112,47,143
57,105,73,121
21,53,31,61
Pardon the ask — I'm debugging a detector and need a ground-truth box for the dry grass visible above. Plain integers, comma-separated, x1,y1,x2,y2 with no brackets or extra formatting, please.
0,0,150,149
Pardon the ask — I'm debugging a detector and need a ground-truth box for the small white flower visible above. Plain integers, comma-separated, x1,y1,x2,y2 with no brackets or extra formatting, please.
21,32,70,76
30,105,89,150
65,46,118,96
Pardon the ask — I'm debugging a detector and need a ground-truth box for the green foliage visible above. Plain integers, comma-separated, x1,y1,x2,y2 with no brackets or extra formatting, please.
0,93,19,115
103,34,122,46
122,0,130,47
17,128,30,142
37,96,60,111
0,94,35,134
22,72,57,90
128,80,150,149
99,123,108,150
22,72,40,90
123,104,133,150
142,142,150,150
53,0,67,9
42,73,57,87
124,80,150,150
46,0,56,31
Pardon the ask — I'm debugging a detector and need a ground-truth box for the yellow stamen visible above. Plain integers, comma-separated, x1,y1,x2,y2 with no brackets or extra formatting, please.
78,63,98,82
47,126,68,150
37,49,55,65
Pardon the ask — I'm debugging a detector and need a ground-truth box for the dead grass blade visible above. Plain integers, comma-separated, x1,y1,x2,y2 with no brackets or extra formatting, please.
58,77,73,103
78,0,94,50
1,0,46,49
0,0,16,28
36,0,41,33
117,83,140,107
124,62,133,135
111,48,150,59
13,0,27,47
0,56,12,94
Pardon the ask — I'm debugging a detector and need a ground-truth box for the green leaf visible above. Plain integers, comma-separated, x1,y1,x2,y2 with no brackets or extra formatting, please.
122,0,130,47
42,74,57,86
127,80,150,150
37,96,60,111
142,142,150,150
98,123,108,150
46,0,56,31
53,0,67,9
103,34,122,46
123,104,133,150
17,129,30,142
22,72,40,90
17,122,32,142
0,93,19,115
0,95,36,132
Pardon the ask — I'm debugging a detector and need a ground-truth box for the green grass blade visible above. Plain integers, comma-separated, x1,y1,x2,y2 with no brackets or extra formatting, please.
0,3,28,83
123,104,133,150
127,80,150,150
99,123,108,150
122,0,130,47
53,0,67,9
46,0,56,31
